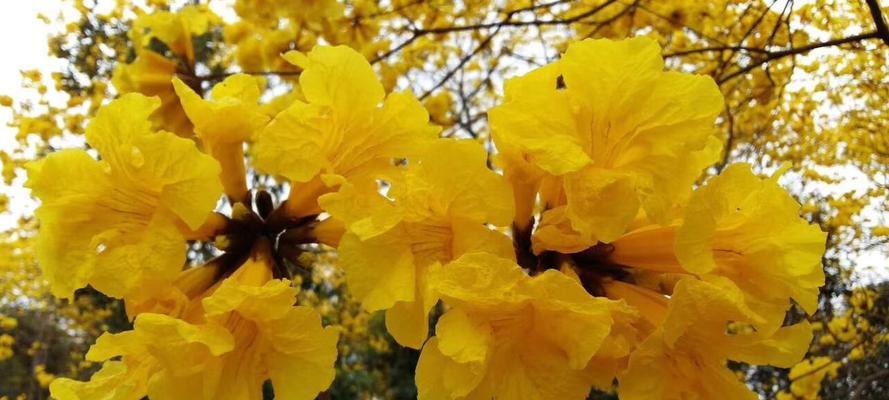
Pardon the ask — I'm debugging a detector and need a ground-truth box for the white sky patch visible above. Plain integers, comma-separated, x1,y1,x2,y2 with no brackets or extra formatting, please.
0,2,71,231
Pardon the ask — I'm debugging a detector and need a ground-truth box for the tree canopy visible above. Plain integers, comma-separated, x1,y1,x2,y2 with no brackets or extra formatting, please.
0,0,887,399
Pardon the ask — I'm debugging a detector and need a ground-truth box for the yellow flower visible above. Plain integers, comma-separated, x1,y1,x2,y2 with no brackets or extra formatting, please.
233,0,343,25
609,163,826,328
50,313,234,400
34,364,56,388
0,334,14,361
676,163,826,321
415,252,639,399
786,357,841,400
320,140,515,348
489,37,723,244
253,45,438,218
51,242,339,400
0,315,17,330
173,74,270,202
423,91,453,126
618,278,812,400
129,5,219,67
112,52,193,136
873,225,889,236
113,6,218,136
26,94,222,299
199,278,340,400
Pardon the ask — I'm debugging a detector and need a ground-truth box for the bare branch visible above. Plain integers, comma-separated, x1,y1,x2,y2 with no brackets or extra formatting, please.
865,0,889,46
717,31,881,84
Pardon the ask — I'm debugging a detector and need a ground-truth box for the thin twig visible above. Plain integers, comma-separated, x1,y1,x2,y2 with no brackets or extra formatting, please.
717,31,881,84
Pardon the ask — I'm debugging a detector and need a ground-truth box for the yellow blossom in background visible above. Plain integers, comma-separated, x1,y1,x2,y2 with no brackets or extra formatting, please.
49,313,234,400
112,52,192,136
0,315,17,330
34,365,56,388
129,5,220,67
0,334,14,361
778,357,842,400
423,91,454,127
113,6,220,136
26,94,222,300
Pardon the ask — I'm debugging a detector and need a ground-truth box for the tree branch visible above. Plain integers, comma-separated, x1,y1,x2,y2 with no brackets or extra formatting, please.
372,0,616,63
663,45,771,58
419,27,501,100
717,31,880,84
865,0,889,46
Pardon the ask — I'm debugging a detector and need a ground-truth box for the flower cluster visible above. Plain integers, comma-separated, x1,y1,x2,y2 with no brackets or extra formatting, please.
28,30,826,399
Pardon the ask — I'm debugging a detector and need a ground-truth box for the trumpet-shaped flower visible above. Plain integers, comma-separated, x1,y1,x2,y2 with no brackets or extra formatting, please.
618,278,812,400
320,140,515,348
173,74,270,202
49,313,235,400
113,52,194,136
490,37,723,244
113,6,219,136
51,243,338,400
253,45,438,218
415,252,639,399
675,163,826,322
609,163,826,328
26,94,222,299
129,5,219,67
199,277,340,400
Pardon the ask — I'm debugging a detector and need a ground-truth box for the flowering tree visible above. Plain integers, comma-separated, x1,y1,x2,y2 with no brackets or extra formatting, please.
1,0,888,399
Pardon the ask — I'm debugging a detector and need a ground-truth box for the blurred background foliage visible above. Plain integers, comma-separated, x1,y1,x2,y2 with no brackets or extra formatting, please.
0,0,887,398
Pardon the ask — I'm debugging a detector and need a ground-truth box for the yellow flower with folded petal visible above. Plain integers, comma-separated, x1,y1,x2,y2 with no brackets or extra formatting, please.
490,36,723,244
173,74,270,202
50,313,234,400
26,94,222,299
608,163,826,328
676,163,826,321
130,5,219,67
415,252,639,399
253,45,438,218
320,139,514,348
113,6,220,136
618,278,812,400
200,274,340,400
51,241,339,400
112,52,194,136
